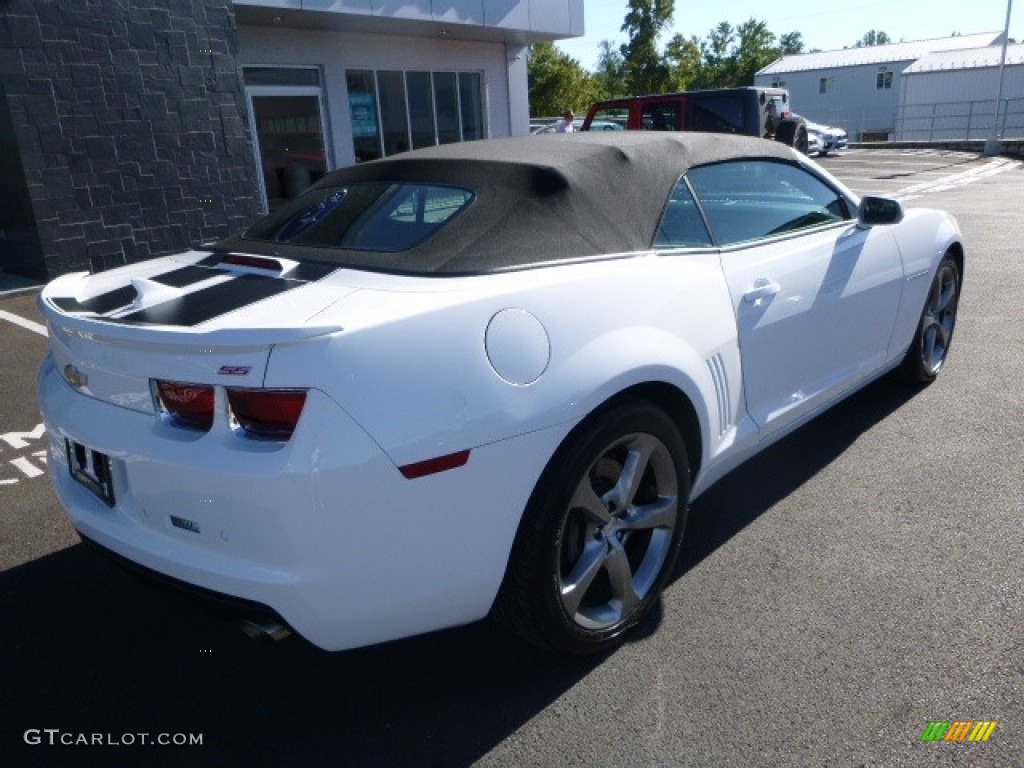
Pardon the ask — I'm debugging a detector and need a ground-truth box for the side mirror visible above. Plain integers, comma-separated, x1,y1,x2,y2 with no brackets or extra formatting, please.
858,196,904,227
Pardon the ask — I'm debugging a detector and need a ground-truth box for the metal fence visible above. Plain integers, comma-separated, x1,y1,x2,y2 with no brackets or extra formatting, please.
894,97,1024,141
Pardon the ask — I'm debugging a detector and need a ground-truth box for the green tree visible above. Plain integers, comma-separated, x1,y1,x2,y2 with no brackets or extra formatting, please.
688,19,790,88
664,33,702,91
620,0,675,95
733,19,778,85
528,42,598,117
779,31,804,56
698,22,737,87
855,30,892,47
594,40,628,98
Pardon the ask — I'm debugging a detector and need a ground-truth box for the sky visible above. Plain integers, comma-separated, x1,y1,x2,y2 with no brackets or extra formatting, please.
557,0,1021,71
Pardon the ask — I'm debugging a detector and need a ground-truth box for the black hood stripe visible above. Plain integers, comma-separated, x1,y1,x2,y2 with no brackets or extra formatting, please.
50,264,218,315
50,258,339,327
52,285,138,315
111,274,307,326
200,252,340,282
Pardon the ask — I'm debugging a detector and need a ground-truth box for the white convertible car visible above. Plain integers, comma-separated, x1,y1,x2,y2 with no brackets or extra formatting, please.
37,133,963,654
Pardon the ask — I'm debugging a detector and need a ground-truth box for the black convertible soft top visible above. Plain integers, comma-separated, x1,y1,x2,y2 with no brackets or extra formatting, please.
214,131,798,274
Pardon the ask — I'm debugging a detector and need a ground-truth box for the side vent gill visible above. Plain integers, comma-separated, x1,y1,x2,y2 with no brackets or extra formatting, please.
706,353,732,438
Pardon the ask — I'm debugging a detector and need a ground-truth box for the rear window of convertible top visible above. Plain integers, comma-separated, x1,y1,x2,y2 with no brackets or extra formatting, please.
244,183,474,252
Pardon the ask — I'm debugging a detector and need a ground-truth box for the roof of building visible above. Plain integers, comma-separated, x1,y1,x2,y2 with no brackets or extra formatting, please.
903,43,1024,73
758,32,1004,75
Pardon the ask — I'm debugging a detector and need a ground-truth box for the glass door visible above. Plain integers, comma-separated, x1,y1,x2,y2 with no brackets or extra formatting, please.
245,72,330,212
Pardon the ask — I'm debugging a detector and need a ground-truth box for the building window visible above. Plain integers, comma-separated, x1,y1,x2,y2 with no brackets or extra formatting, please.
377,71,410,156
771,78,785,88
433,72,461,144
458,72,484,141
819,77,835,94
876,70,893,89
406,71,436,150
346,69,486,163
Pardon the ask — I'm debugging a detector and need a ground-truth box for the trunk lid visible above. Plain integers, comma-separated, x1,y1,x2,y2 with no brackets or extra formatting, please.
39,250,349,414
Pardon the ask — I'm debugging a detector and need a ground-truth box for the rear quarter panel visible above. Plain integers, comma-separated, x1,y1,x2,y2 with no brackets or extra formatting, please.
263,253,746,481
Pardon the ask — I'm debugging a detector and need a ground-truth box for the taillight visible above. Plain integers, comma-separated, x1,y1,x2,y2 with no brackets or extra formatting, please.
153,380,215,430
227,388,307,440
152,380,307,440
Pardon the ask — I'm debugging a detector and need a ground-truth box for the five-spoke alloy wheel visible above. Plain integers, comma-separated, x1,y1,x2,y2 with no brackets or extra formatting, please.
494,399,690,655
899,254,960,384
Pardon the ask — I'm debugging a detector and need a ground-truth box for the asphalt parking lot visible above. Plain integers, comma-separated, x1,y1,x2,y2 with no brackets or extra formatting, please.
1,149,1021,767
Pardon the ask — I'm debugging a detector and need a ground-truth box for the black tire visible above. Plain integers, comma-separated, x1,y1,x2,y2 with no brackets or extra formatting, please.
897,255,960,385
795,125,808,155
775,117,808,154
492,399,690,655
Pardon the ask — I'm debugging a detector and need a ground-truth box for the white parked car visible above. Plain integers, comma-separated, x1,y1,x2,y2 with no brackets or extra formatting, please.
800,116,848,155
805,125,825,156
37,133,963,654
583,119,625,131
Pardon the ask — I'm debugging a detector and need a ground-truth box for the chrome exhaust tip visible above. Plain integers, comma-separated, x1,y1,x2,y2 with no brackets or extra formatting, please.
240,618,292,642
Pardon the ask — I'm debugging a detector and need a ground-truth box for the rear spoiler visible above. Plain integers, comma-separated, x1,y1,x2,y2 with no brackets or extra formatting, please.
38,293,343,349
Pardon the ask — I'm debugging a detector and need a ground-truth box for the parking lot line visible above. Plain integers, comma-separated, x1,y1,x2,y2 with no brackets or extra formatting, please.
893,157,1022,201
0,309,47,337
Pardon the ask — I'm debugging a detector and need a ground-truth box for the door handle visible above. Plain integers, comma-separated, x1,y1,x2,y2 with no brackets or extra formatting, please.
742,279,781,303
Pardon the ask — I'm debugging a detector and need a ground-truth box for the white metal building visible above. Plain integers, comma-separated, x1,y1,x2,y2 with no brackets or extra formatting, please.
755,33,1003,140
896,44,1024,140
233,1,584,210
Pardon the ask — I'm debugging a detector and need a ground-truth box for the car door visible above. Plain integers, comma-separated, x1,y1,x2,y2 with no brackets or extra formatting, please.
687,159,904,437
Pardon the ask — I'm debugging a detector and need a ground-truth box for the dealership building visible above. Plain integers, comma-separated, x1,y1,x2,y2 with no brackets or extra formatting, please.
0,1,583,280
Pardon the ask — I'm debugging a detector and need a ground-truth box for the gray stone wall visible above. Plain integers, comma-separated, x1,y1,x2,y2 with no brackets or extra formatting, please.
0,78,44,279
0,0,261,279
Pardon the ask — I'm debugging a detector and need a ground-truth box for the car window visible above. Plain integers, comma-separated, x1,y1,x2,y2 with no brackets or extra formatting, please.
244,183,474,251
654,178,713,249
689,92,747,134
588,120,624,131
686,160,850,246
587,108,627,130
763,95,788,135
641,102,681,131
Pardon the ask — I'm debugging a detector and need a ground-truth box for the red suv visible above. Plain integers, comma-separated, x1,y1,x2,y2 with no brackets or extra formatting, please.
582,87,809,153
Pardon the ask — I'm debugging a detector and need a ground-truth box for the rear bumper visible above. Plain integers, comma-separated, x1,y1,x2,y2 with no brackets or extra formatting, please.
78,532,287,624
38,353,563,651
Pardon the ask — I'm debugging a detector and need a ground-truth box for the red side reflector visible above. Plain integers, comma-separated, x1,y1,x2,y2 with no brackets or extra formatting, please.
221,254,283,272
227,389,307,439
399,450,471,479
154,380,215,431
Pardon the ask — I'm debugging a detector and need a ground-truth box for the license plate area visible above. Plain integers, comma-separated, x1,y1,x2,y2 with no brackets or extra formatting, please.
66,439,116,507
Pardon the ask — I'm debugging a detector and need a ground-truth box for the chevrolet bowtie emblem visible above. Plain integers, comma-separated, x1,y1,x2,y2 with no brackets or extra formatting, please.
63,363,88,389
